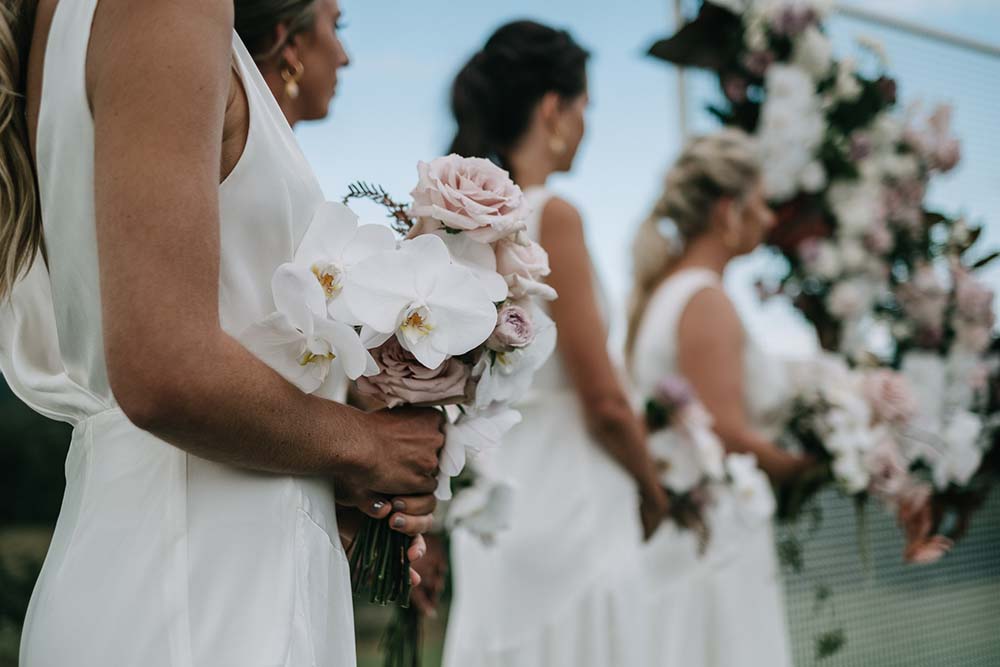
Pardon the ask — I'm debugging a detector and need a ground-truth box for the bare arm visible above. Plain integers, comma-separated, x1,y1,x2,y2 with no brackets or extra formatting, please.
87,1,441,506
677,287,809,483
539,198,667,528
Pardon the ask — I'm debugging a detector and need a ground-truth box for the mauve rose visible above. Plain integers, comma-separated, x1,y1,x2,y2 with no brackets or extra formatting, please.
495,234,552,300
863,370,917,425
654,376,695,410
487,304,535,352
409,155,526,243
356,337,471,408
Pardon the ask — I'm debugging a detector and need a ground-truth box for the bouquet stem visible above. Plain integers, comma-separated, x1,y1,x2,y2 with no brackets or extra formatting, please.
381,605,423,667
350,516,412,606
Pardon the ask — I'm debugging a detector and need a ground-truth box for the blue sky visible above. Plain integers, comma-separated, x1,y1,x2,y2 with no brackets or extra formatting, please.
296,0,1000,357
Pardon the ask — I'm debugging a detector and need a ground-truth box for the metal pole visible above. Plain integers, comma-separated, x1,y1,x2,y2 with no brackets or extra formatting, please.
674,0,689,138
834,3,1000,60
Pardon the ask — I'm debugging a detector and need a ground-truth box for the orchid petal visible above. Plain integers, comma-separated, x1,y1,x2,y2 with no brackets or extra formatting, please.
272,263,326,335
315,317,376,381
342,223,397,267
434,231,509,302
240,312,325,394
296,201,358,266
342,250,418,333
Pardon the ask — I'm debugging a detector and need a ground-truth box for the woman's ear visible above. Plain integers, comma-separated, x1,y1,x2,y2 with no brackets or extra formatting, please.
537,91,562,131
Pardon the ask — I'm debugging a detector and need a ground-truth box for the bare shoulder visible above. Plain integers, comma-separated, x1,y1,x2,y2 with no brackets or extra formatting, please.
679,282,743,346
539,195,583,233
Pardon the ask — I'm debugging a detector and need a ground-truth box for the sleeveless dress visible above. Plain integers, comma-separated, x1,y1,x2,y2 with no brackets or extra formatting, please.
630,268,793,666
442,186,649,667
1,3,355,665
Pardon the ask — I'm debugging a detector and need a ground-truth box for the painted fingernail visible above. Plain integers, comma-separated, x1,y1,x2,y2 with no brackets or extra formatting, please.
393,500,406,512
393,516,406,528
373,500,386,511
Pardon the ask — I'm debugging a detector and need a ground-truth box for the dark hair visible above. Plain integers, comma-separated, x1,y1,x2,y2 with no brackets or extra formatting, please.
234,0,318,62
449,20,589,171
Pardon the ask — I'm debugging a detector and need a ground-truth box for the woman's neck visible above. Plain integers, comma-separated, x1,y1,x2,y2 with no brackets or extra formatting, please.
507,140,555,189
671,235,731,278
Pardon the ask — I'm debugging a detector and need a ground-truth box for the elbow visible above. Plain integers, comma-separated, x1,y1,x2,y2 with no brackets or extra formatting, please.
107,352,195,433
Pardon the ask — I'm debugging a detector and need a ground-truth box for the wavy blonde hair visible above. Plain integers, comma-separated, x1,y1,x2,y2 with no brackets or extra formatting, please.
0,0,40,298
625,128,761,358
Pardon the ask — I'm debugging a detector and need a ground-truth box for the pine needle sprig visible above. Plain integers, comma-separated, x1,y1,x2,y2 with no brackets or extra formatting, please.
342,182,414,235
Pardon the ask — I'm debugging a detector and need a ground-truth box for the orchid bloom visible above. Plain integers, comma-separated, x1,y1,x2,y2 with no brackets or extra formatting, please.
473,306,558,409
342,234,499,369
295,201,397,324
241,263,378,395
437,407,522,500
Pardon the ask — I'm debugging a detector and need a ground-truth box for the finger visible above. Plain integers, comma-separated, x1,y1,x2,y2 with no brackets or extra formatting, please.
408,534,427,563
390,494,437,516
409,567,422,589
391,513,434,537
357,496,392,520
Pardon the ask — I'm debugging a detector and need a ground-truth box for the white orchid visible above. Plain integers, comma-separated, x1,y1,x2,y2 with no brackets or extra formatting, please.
473,306,557,409
725,453,776,522
241,263,378,396
294,201,397,324
649,430,704,493
438,406,522,500
430,230,509,302
932,410,984,489
342,234,499,369
445,474,516,545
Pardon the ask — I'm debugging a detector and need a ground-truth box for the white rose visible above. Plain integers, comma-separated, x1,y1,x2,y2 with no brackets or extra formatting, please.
838,239,869,272
827,279,871,319
792,26,833,80
932,410,984,489
810,241,842,280
799,160,828,193
827,179,883,236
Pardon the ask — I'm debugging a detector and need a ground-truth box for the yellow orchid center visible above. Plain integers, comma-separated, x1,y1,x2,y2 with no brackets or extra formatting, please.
401,306,434,339
312,263,343,299
299,350,336,366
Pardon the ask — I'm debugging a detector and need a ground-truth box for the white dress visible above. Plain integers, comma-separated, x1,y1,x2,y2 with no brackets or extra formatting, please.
442,186,649,667
630,268,793,666
0,3,355,665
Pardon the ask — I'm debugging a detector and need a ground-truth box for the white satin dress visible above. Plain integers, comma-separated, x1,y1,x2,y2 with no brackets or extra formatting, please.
0,3,355,664
442,186,650,667
630,268,793,666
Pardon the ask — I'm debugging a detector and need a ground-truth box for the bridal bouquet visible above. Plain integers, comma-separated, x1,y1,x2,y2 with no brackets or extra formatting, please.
645,376,774,552
240,154,556,612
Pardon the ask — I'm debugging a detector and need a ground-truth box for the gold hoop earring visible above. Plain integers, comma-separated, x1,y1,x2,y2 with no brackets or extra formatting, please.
549,134,567,156
282,60,305,100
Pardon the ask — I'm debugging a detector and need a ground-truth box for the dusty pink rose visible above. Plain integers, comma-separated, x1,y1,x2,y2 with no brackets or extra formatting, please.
863,369,917,425
487,303,535,352
495,234,555,300
409,155,526,243
865,435,911,503
355,337,471,408
897,264,948,339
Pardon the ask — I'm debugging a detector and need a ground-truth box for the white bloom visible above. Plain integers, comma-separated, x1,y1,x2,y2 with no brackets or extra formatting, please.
241,264,378,394
649,430,704,493
809,241,842,280
932,410,983,490
834,59,862,102
799,160,828,192
833,449,870,494
342,234,498,369
445,475,516,545
294,202,397,324
900,352,947,430
839,239,869,272
473,306,557,409
438,406,522,500
758,66,825,201
744,18,768,52
430,230,509,302
792,26,833,80
826,278,872,319
725,453,776,521
827,179,883,236
680,404,727,481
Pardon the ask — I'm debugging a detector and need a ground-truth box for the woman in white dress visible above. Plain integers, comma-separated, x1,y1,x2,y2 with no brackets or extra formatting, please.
628,130,812,666
441,21,669,667
0,1,442,664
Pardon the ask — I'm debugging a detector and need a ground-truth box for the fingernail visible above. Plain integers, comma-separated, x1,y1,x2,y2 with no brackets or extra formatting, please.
393,516,406,528
392,500,406,512
372,500,386,511
416,549,426,560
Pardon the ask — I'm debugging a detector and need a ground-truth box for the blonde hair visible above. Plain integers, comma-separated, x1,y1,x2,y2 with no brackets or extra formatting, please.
625,128,761,358
0,0,40,299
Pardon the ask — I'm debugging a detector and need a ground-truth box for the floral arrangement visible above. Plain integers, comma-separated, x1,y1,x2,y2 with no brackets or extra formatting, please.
645,376,774,552
241,154,556,607
650,0,999,553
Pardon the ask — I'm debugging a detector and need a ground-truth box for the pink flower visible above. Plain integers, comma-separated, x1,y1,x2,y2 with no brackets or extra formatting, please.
865,222,894,255
487,303,535,352
848,131,873,161
865,435,910,503
654,376,695,411
495,234,555,300
897,264,948,341
954,270,995,326
863,370,917,425
355,337,471,408
409,155,526,243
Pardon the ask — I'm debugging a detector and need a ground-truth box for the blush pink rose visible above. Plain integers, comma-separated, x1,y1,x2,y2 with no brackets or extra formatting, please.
356,337,471,408
863,370,917,425
487,303,535,352
495,234,555,300
897,264,948,338
409,155,526,243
